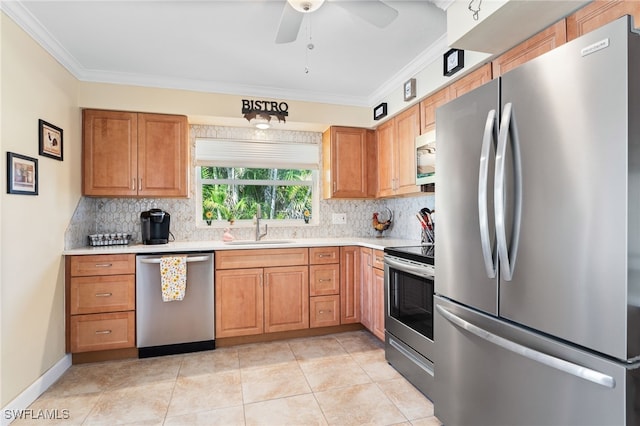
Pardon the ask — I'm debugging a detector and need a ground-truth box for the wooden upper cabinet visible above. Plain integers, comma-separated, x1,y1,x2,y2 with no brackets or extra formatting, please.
492,20,567,77
137,113,189,197
567,0,640,41
322,126,375,199
448,63,492,100
82,109,189,198
420,87,449,134
394,105,421,196
82,110,138,197
375,119,396,197
376,105,420,197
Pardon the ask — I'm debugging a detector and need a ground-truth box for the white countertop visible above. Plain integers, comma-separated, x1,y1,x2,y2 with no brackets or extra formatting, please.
63,237,422,255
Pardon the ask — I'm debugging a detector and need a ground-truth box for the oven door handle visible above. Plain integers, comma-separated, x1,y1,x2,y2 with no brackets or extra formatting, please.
384,257,434,279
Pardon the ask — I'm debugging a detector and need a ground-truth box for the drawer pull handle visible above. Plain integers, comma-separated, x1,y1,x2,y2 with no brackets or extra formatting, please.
95,330,112,335
95,293,112,297
94,263,113,268
318,254,333,258
318,279,332,283
319,310,332,314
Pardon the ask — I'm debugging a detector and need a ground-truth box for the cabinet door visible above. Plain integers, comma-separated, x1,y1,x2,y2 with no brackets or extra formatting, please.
567,0,640,41
372,267,386,341
137,113,189,197
322,127,371,198
394,105,421,195
360,248,373,331
376,119,396,197
492,20,567,77
448,64,492,100
340,246,361,324
420,87,449,134
82,110,137,197
215,269,264,338
264,266,309,333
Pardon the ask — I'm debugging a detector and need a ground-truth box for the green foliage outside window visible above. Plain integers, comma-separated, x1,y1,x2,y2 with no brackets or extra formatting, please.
200,167,313,222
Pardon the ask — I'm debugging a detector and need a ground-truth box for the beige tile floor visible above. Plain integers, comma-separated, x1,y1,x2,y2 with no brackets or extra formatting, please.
14,331,442,426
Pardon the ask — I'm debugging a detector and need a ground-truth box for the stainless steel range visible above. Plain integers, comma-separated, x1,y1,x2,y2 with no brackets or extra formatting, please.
384,244,435,399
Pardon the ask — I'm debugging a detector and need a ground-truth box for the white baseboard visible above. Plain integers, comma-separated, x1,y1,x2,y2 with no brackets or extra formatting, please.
1,354,72,426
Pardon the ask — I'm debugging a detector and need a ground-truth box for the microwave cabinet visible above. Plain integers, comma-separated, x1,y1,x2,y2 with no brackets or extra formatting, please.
82,109,189,198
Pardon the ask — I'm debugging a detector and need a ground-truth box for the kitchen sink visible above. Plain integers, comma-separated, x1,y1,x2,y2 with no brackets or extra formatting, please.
223,239,296,245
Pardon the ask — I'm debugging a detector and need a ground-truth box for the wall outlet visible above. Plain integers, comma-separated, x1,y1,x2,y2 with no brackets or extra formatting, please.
332,213,347,224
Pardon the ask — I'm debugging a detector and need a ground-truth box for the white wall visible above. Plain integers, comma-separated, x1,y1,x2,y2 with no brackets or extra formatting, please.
0,12,81,407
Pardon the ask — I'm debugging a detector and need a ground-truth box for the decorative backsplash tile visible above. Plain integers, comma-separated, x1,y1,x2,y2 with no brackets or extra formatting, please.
64,124,435,248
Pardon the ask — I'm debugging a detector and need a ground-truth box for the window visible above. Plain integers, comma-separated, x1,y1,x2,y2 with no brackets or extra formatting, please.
195,138,319,226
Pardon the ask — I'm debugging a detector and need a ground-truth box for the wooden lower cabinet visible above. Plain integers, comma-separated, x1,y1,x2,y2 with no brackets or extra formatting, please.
70,312,135,353
340,246,361,324
264,266,309,333
360,248,374,331
215,268,264,338
372,267,385,341
65,254,136,356
215,248,309,338
361,248,385,341
310,295,340,328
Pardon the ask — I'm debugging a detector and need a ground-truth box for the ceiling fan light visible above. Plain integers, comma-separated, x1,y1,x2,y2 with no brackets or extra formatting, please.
287,0,326,13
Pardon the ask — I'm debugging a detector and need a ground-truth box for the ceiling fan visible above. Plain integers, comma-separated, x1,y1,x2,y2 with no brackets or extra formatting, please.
275,0,399,44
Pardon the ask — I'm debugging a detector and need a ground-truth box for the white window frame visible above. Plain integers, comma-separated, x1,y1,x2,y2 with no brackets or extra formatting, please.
195,138,320,228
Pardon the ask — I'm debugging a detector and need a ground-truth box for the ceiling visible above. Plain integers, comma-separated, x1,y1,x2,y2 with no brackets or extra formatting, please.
3,0,449,110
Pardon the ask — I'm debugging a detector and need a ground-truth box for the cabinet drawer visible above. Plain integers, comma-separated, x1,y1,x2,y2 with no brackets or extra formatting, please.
70,312,135,352
70,254,135,277
310,295,340,328
215,248,309,269
373,250,385,270
310,264,340,296
309,247,339,264
70,275,135,315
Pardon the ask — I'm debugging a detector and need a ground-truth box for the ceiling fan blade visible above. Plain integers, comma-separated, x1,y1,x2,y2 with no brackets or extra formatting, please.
275,2,304,44
333,0,399,28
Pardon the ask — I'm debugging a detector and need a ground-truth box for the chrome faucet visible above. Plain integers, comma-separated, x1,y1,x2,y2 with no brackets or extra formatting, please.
255,205,268,241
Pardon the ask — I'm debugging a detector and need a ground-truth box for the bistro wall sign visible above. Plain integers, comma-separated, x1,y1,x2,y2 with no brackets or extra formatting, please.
242,99,289,124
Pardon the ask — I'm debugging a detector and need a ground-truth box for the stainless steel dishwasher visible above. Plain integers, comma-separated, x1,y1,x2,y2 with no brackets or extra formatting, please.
136,252,214,358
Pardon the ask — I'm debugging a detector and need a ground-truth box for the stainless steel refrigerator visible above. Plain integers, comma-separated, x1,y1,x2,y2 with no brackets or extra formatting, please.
434,16,640,426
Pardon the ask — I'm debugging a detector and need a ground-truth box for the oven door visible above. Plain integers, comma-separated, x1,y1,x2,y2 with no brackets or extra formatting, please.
384,255,435,361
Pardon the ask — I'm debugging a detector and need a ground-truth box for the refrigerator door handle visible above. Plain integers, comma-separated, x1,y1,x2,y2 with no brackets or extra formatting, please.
479,109,498,278
436,304,616,389
495,102,523,281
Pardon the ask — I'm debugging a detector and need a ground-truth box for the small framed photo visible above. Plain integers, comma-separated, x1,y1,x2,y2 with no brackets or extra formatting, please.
444,48,465,77
7,152,38,195
39,119,63,161
373,102,388,121
404,78,416,101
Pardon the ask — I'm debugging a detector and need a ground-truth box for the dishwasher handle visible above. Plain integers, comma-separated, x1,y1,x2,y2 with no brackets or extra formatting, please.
139,255,211,264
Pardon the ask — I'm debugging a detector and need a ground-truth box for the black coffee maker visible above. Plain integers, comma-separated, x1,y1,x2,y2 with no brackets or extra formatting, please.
140,209,171,245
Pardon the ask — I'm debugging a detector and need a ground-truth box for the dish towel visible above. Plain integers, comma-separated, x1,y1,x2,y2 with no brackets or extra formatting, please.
160,256,187,302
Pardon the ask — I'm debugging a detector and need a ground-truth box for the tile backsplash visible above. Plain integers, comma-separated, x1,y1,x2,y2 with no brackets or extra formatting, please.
65,125,434,249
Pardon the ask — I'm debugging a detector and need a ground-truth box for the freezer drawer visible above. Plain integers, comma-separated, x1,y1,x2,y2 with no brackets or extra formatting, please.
434,296,640,426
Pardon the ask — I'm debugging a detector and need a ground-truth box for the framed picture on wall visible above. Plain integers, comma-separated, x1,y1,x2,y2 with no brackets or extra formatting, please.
7,152,38,195
38,119,63,161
